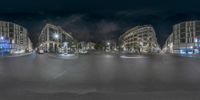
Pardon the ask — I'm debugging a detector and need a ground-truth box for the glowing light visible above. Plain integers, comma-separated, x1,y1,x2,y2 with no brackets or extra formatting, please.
14,50,25,54
54,33,59,39
194,38,198,42
188,51,193,55
0,36,4,40
107,42,110,46
180,49,186,54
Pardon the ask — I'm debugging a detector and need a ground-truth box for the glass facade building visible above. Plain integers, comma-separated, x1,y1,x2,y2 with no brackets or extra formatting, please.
0,21,32,54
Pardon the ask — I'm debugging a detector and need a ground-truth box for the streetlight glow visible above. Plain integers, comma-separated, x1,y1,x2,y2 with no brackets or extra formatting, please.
194,38,198,43
54,33,59,39
107,42,110,46
0,36,4,40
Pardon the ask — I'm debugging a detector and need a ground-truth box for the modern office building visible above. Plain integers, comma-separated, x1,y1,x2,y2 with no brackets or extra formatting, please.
0,21,32,54
119,25,160,53
162,21,200,54
38,24,77,53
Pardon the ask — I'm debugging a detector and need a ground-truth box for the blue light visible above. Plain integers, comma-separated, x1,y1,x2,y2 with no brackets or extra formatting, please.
0,38,10,54
180,49,186,54
180,49,194,55
188,51,193,54
0,36,4,40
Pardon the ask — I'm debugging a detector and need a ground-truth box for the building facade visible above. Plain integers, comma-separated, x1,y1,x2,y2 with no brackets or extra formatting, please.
87,42,96,50
38,24,77,53
104,40,117,52
0,21,32,54
162,33,173,53
119,25,160,53
162,21,200,54
78,41,95,51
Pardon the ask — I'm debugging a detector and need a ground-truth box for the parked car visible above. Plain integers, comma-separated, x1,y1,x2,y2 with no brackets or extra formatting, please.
79,50,88,54
37,49,44,54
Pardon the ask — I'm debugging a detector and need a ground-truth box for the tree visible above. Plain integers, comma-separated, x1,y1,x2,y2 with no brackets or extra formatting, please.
94,43,104,50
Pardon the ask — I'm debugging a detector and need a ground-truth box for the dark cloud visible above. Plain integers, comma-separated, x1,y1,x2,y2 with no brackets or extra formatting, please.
116,9,161,17
97,21,119,34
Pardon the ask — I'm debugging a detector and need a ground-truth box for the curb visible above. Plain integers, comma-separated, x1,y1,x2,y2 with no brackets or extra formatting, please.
47,53,78,59
0,52,34,58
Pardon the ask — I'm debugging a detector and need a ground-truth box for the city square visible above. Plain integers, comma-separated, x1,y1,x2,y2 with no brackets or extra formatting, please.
0,52,200,100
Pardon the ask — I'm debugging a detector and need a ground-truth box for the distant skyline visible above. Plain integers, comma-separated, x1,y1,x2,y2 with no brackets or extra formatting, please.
0,0,200,47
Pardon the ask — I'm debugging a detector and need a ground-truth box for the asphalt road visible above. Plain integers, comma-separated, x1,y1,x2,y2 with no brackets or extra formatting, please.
0,52,200,100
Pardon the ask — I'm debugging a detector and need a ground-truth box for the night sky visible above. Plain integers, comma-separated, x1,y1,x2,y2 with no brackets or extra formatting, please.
0,0,200,47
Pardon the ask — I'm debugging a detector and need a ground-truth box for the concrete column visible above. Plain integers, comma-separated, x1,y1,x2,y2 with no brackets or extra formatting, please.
46,43,49,52
53,43,55,52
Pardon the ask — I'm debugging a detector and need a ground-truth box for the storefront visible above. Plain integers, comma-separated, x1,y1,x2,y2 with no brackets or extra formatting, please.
180,46,200,55
0,37,11,55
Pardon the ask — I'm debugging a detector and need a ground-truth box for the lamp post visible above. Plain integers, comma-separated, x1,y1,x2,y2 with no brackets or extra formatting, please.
107,42,110,51
53,33,59,53
0,36,4,40
54,33,59,39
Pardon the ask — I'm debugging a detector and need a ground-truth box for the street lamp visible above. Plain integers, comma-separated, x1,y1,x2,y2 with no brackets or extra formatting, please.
107,42,110,46
54,33,59,39
107,42,111,51
0,36,4,40
53,33,60,53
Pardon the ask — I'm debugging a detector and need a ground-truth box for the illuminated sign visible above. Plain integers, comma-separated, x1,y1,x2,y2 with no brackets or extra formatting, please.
180,49,186,54
0,38,10,53
195,38,198,42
